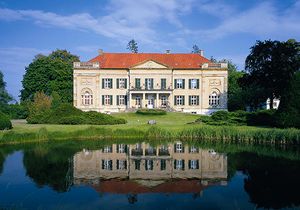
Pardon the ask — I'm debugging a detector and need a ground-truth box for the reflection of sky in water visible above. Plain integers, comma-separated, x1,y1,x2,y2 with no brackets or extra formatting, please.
0,151,256,210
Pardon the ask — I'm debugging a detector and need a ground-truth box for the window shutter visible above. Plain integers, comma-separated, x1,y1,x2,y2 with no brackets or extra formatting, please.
197,96,199,105
196,160,199,169
117,95,119,105
151,79,154,89
102,160,104,169
102,79,104,89
174,96,176,105
189,96,191,106
110,95,113,105
174,79,177,89
189,79,191,89
102,95,104,105
125,79,127,88
135,79,138,88
117,79,119,89
125,160,127,169
182,144,185,153
197,79,199,89
117,160,119,169
174,160,176,169
125,95,128,105
188,160,191,169
174,144,176,153
182,160,185,170
145,78,147,89
182,96,185,105
182,79,185,89
110,79,113,88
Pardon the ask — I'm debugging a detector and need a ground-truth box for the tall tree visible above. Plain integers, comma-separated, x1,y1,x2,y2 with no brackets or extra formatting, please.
191,44,201,54
20,49,79,102
127,39,138,53
244,40,300,109
0,70,13,113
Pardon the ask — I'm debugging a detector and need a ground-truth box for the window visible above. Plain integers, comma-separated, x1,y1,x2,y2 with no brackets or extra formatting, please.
189,95,199,106
174,95,185,106
117,95,126,106
81,91,93,105
189,146,198,153
174,159,184,170
135,78,141,89
189,160,199,169
209,91,220,106
161,78,166,89
175,142,183,153
117,78,127,89
161,160,166,170
103,146,112,153
117,160,127,170
135,96,141,106
145,159,154,171
145,78,154,90
102,78,112,89
117,144,126,153
161,95,167,107
102,95,113,105
189,79,199,89
102,159,112,170
175,79,185,89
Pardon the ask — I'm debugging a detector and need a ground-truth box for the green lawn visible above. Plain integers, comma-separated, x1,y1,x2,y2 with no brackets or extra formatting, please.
5,112,200,134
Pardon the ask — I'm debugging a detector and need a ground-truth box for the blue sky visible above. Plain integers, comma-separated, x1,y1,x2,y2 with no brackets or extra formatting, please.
0,0,299,100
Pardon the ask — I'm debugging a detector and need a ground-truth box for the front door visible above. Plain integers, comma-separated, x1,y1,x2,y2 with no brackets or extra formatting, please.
147,95,154,109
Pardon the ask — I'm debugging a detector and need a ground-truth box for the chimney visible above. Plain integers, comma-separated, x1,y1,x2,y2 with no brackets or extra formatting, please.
199,50,204,56
165,49,171,54
98,49,104,55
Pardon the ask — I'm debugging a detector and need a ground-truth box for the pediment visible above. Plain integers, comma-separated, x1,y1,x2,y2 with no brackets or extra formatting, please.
130,60,169,69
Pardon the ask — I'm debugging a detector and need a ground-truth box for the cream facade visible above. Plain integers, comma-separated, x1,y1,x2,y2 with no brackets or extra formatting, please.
73,53,228,114
73,142,227,183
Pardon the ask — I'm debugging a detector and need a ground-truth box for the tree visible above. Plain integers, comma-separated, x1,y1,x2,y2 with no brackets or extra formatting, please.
0,70,13,114
244,40,300,109
21,49,79,102
226,61,246,111
191,44,201,54
127,39,138,53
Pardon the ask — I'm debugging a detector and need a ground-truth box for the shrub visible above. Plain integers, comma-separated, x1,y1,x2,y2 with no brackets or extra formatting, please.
247,109,276,127
136,109,167,115
0,112,12,130
27,103,126,125
211,111,230,121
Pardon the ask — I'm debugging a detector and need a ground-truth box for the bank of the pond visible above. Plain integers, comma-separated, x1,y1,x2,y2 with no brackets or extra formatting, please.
0,124,299,145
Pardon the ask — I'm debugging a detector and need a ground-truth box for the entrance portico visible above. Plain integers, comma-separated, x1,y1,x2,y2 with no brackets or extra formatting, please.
129,90,171,109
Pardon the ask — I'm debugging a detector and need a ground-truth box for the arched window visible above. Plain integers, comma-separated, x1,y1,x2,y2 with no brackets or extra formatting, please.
81,90,93,105
209,91,220,106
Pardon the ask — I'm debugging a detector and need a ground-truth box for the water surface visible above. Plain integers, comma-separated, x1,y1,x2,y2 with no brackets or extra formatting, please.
0,141,300,210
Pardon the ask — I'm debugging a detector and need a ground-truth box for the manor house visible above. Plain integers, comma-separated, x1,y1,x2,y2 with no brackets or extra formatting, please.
73,50,228,114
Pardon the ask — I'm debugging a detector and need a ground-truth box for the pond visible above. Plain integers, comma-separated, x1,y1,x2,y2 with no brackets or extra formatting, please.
0,140,300,210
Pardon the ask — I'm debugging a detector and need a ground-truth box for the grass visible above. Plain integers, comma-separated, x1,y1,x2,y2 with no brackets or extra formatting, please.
0,112,300,145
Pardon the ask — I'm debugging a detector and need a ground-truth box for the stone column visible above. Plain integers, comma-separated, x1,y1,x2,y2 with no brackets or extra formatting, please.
128,93,131,109
156,93,159,108
142,93,146,108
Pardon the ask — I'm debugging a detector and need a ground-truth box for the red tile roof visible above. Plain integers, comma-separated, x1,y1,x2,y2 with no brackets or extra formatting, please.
89,53,211,69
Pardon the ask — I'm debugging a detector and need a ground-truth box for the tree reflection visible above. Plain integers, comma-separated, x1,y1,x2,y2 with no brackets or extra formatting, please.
232,153,300,209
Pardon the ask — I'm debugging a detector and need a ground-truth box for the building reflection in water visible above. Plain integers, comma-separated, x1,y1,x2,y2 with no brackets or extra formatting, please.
73,142,227,198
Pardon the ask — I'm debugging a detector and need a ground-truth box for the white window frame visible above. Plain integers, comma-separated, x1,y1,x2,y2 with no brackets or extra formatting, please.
190,146,197,153
104,78,111,89
103,159,112,170
175,159,184,170
118,144,126,153
104,95,111,105
176,79,183,89
209,91,220,106
103,146,112,153
117,160,126,170
191,79,197,89
135,96,141,106
82,91,93,105
191,95,198,106
145,159,153,171
119,95,125,105
175,142,183,153
190,160,197,169
161,95,167,106
176,96,184,106
119,78,126,89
